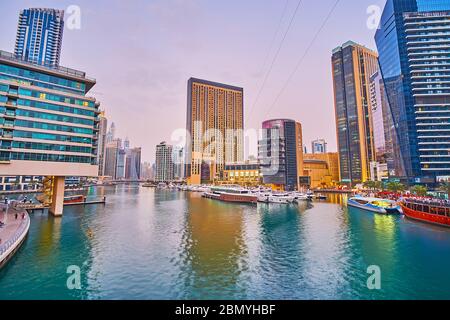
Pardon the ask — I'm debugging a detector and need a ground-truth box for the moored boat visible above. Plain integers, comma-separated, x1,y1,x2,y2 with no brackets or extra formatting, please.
267,193,294,204
203,186,258,204
64,195,85,204
401,198,450,228
347,196,401,215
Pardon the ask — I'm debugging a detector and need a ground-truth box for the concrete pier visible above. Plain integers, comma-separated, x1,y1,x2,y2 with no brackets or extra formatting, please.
49,176,65,217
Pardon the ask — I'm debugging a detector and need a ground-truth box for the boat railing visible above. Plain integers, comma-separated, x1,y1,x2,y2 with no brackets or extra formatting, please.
403,199,450,217
0,212,30,258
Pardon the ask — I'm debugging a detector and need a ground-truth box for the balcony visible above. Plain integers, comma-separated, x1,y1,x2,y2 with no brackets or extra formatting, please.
4,111,16,119
5,101,18,109
6,92,18,99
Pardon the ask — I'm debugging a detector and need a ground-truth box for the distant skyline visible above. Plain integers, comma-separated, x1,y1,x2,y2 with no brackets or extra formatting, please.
0,0,387,163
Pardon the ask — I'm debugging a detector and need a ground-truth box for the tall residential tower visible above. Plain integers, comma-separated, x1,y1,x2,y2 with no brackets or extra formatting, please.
14,8,65,67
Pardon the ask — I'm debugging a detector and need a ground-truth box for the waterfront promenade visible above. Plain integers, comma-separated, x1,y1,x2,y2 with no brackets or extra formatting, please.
0,204,30,268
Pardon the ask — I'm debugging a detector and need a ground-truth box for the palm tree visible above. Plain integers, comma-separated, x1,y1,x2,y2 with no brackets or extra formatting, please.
410,185,428,197
385,181,405,193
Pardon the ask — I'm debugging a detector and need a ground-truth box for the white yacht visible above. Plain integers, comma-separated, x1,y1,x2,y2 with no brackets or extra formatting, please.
267,193,295,204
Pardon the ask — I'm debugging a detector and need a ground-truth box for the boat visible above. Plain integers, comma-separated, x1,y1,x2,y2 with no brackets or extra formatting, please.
291,192,309,202
203,186,258,204
142,183,155,187
347,196,401,214
257,192,272,203
401,198,450,228
64,195,85,204
315,194,327,200
267,193,295,204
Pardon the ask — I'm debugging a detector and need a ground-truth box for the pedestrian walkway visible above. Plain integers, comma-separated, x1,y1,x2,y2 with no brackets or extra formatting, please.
0,203,30,268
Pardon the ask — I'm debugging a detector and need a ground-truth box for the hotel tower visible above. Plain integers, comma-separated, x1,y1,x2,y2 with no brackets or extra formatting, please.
186,78,244,185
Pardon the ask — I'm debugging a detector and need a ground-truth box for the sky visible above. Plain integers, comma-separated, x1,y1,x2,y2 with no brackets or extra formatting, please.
0,0,387,163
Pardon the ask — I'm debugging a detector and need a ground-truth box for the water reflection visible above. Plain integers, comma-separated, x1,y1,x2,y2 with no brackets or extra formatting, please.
182,194,247,299
0,187,450,300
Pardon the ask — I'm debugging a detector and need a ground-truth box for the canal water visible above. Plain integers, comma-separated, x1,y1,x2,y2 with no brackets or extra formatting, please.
0,185,449,300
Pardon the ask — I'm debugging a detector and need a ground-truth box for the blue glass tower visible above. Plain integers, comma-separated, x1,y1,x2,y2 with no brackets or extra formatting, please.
14,8,64,67
375,0,450,183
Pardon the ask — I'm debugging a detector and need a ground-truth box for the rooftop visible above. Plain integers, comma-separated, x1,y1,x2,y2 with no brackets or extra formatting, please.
0,50,96,91
188,77,243,92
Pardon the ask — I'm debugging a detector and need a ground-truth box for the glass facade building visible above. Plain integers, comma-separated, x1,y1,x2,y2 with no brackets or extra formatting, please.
375,0,450,183
0,50,99,177
14,8,64,67
332,41,379,185
258,119,304,191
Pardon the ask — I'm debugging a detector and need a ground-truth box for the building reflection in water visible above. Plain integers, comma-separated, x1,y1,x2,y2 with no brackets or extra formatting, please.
182,194,247,299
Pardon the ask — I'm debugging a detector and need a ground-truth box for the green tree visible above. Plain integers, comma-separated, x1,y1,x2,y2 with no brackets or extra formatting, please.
363,180,377,190
410,185,428,197
374,181,383,190
385,181,405,193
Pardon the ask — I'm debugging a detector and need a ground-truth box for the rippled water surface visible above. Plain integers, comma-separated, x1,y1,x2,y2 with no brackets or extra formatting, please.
0,185,449,300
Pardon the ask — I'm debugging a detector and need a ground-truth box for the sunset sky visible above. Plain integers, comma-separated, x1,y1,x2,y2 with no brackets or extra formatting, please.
0,0,387,163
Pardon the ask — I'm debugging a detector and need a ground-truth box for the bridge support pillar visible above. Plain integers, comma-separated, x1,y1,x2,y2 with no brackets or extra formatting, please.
49,176,65,217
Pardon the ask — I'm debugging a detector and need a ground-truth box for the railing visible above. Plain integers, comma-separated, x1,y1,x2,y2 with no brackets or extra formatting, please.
0,50,96,82
0,211,30,258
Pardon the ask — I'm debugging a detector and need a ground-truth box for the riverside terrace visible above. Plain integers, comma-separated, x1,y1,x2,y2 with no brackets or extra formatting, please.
0,203,30,268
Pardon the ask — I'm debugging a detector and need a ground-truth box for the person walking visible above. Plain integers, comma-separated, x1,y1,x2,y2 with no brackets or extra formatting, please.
15,212,18,220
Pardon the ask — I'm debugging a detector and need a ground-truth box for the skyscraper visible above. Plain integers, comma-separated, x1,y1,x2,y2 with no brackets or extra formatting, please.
125,147,141,180
186,78,244,185
97,112,108,176
375,0,450,183
332,41,379,186
106,122,115,143
173,146,185,180
104,139,120,179
311,139,327,154
155,141,174,182
258,119,304,191
14,8,65,67
116,147,126,180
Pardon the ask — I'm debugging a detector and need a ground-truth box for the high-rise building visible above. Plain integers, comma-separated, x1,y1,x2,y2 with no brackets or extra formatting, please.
116,147,126,180
155,141,174,182
375,0,450,183
258,119,304,191
186,78,244,185
123,137,130,151
125,147,141,180
97,112,108,176
106,122,115,143
104,139,120,179
332,41,379,186
14,8,64,67
311,139,327,154
0,50,99,215
173,146,185,180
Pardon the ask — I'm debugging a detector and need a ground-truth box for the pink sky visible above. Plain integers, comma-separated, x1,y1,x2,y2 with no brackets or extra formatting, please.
0,0,387,163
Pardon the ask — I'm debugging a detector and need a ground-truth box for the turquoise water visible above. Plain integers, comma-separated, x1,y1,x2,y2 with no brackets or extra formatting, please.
0,185,449,300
